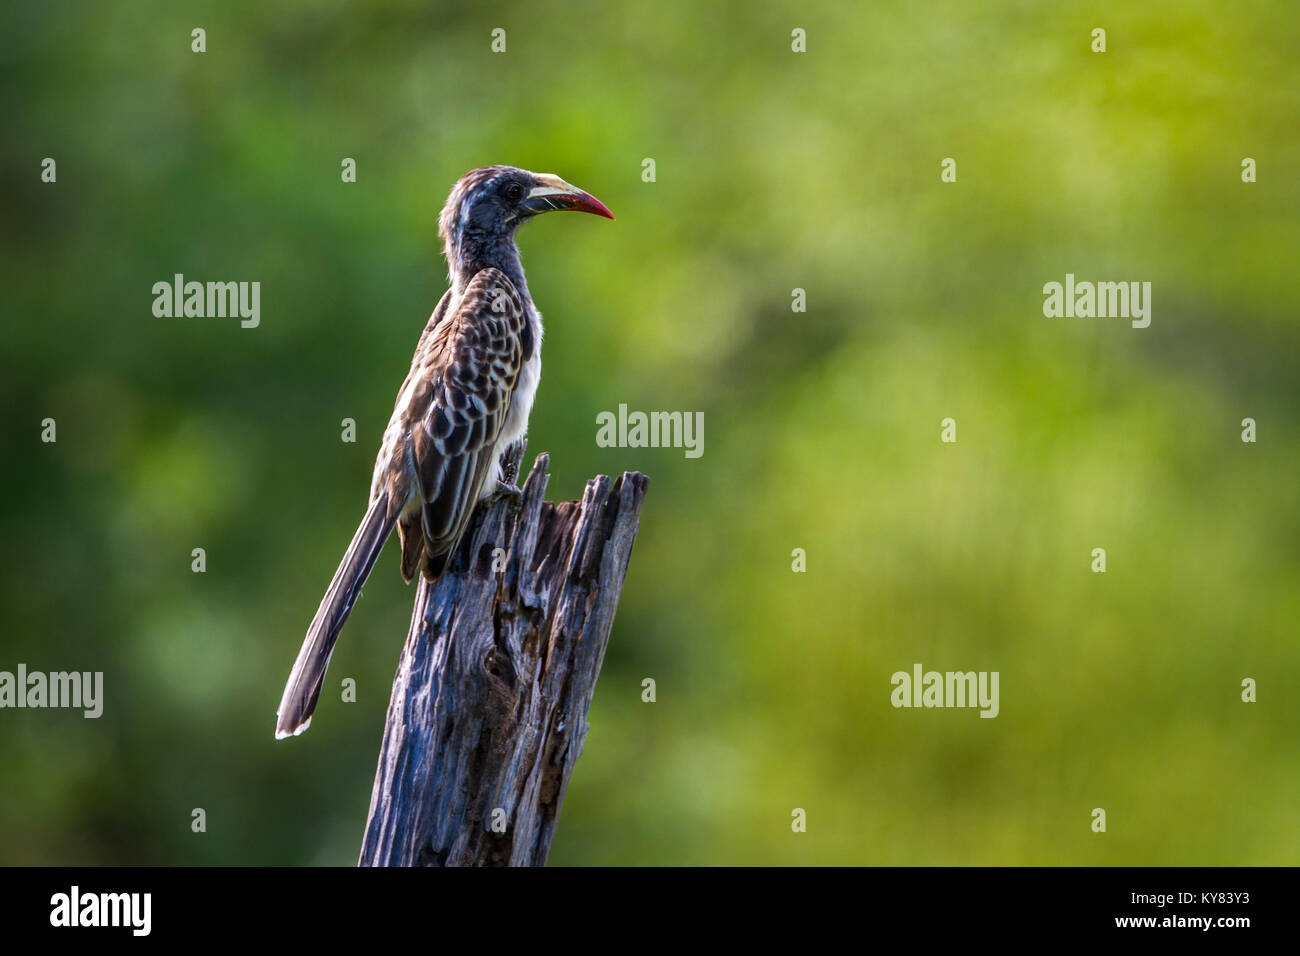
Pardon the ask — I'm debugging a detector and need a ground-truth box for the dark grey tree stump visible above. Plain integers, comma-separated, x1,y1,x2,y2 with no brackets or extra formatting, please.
358,445,648,866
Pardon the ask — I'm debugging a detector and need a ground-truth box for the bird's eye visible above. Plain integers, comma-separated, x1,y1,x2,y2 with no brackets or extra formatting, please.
504,182,525,202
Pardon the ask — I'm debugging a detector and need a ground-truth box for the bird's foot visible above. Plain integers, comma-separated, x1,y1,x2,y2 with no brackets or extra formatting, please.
491,480,524,510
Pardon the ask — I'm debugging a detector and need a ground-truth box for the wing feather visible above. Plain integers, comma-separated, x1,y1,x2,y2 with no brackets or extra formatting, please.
402,268,526,570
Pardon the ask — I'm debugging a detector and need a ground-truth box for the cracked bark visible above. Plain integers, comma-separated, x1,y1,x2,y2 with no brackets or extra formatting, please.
358,444,648,866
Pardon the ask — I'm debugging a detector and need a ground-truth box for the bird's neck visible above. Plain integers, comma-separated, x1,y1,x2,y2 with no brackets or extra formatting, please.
448,231,529,302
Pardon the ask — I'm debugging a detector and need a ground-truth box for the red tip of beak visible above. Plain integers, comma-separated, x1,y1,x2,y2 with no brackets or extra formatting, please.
572,191,616,220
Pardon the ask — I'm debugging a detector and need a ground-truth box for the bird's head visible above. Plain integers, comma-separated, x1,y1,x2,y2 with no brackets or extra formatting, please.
439,165,614,270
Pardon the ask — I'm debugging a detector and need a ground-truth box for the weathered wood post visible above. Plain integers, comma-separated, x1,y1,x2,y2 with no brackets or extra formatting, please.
358,445,648,866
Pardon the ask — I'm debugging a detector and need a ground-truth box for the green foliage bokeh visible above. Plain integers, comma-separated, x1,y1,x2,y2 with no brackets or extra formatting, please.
1,1,1296,864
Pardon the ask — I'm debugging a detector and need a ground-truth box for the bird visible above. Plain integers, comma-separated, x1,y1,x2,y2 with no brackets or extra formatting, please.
275,165,614,739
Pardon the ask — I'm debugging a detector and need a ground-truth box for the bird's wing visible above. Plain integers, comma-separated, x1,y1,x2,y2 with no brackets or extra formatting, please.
405,268,526,563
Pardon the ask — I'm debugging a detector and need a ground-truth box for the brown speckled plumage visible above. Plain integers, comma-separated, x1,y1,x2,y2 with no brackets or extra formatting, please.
379,268,527,581
275,165,614,739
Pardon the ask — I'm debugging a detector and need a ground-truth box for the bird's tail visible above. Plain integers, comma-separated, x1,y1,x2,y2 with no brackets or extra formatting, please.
275,493,398,739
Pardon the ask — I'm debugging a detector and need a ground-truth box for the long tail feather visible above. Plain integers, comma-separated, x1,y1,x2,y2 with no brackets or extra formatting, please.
275,493,397,739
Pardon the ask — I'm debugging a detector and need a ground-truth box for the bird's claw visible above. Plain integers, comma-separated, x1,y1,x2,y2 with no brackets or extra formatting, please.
492,480,524,509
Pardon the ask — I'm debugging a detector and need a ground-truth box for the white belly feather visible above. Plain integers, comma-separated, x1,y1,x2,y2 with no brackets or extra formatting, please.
482,307,542,496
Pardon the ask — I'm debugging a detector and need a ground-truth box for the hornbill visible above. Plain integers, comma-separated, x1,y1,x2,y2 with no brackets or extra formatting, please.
275,166,614,739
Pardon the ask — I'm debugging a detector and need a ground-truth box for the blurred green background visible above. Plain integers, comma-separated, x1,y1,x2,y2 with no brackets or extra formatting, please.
2,0,1297,865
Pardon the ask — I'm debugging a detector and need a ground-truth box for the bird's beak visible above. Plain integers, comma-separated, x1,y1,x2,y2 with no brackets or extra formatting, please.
521,174,616,220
